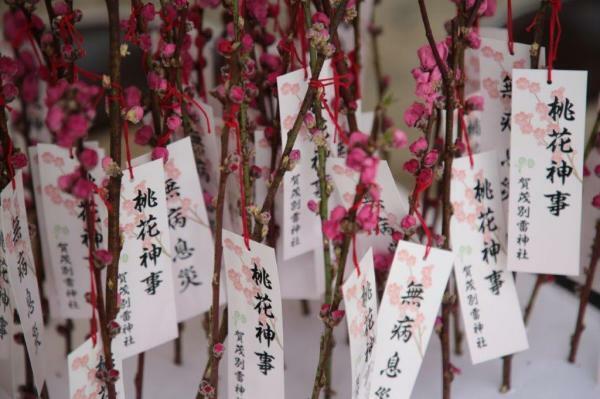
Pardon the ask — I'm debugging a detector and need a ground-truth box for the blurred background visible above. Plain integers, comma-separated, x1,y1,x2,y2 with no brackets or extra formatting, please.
2,0,598,186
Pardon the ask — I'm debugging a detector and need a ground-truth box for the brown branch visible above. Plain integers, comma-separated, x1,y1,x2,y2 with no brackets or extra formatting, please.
102,1,123,398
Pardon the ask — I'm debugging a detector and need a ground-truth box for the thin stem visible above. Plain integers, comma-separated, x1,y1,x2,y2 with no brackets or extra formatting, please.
103,1,123,398
135,353,145,399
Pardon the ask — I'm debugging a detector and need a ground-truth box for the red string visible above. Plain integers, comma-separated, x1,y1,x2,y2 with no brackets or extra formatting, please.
351,234,360,276
87,198,98,346
349,50,362,99
507,0,514,55
458,108,474,168
161,84,212,133
57,12,84,50
411,179,434,259
546,0,562,83
309,74,352,144
224,105,250,249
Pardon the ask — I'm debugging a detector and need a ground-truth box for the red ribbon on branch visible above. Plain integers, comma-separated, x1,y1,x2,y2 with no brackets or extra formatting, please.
507,0,514,55
546,0,562,83
224,104,251,250
458,108,474,168
309,73,352,144
411,178,434,260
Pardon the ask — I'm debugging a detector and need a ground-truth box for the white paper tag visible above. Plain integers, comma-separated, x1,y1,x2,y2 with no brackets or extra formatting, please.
133,137,215,321
67,337,125,399
508,69,587,275
0,242,11,360
35,143,107,319
1,172,46,393
476,38,544,214
277,61,336,260
451,152,528,363
343,248,378,399
27,146,61,319
369,240,454,399
223,230,284,399
254,129,271,207
112,159,178,359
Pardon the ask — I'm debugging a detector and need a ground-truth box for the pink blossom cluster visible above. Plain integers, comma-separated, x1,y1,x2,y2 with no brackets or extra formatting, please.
403,135,438,187
45,79,100,148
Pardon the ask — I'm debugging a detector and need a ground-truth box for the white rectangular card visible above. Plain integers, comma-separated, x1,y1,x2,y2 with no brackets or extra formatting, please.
36,143,108,319
0,240,11,360
67,338,125,399
451,152,528,363
508,69,587,275
343,248,378,399
369,240,454,399
277,61,336,260
223,230,284,399
133,137,215,321
112,159,178,359
0,172,46,393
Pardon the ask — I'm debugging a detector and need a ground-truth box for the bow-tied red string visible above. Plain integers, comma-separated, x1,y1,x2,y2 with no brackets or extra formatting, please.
458,108,474,168
507,0,514,55
224,104,251,249
160,83,212,134
279,38,306,76
411,177,434,259
309,73,352,144
526,0,562,83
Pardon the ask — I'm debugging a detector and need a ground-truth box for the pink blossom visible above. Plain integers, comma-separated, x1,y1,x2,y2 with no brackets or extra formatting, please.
216,38,233,56
357,205,378,231
140,3,155,21
125,105,144,124
465,30,481,49
289,149,301,161
247,0,269,24
241,34,254,52
71,178,95,200
151,147,169,162
58,172,79,191
139,33,152,52
9,153,28,169
360,157,379,185
2,83,18,102
94,249,113,265
466,95,484,111
401,214,416,230
229,85,245,104
312,12,330,26
259,53,282,72
409,136,428,155
78,148,98,170
124,86,141,108
403,158,420,174
346,147,367,171
166,114,182,130
160,42,176,57
135,125,153,145
147,71,167,91
348,131,369,148
404,102,428,127
307,199,318,212
593,194,600,209
423,150,439,167
392,129,408,149
417,41,448,71
417,168,434,186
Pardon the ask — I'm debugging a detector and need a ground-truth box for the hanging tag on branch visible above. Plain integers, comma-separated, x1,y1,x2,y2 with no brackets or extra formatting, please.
451,151,528,364
508,69,587,276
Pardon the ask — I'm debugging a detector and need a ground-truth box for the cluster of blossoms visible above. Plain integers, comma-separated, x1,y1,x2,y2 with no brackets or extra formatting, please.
307,12,336,57
403,135,439,186
45,79,100,147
